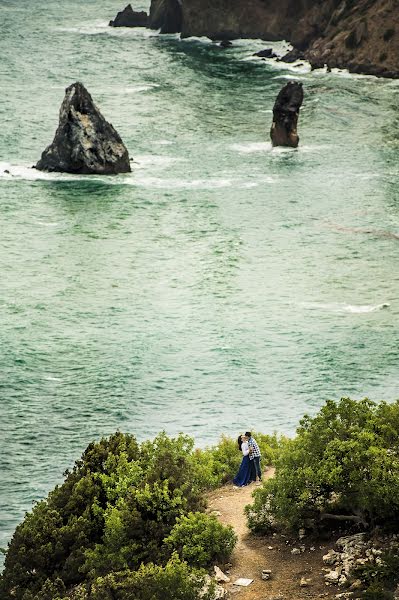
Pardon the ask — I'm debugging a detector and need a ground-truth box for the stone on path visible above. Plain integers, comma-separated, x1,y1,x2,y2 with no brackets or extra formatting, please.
233,577,253,586
36,82,131,175
214,565,230,583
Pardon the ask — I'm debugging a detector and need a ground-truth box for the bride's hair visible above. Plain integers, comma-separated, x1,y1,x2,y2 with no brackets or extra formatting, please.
237,435,243,451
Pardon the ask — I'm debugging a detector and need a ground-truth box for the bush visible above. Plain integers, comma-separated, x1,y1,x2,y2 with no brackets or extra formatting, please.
0,432,208,600
247,398,399,534
89,555,214,600
164,512,237,568
190,436,242,489
355,548,399,599
84,480,189,575
1,432,138,600
252,431,285,467
362,583,394,600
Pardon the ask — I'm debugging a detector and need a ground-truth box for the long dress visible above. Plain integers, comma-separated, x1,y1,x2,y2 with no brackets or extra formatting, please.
233,441,251,486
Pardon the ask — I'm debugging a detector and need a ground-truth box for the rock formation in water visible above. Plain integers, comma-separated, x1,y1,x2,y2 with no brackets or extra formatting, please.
180,0,399,78
253,48,278,59
109,4,149,27
149,0,182,34
270,82,303,148
36,82,131,175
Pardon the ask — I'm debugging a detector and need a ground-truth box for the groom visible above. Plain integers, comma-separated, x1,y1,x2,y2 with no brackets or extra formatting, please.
245,431,262,483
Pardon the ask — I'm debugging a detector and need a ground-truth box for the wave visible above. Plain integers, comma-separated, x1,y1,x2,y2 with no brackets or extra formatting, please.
302,302,390,314
0,162,275,189
54,22,164,38
323,221,399,241
133,177,234,189
0,162,126,183
133,154,184,168
231,142,272,154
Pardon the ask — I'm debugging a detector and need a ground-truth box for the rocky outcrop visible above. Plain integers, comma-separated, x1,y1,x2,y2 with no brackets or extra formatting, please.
270,82,303,148
302,0,399,78
36,82,131,175
181,0,310,41
180,0,399,78
253,48,278,59
321,533,399,591
149,0,182,33
109,4,148,27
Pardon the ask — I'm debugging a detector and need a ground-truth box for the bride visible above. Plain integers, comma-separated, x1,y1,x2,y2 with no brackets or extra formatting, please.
233,434,252,487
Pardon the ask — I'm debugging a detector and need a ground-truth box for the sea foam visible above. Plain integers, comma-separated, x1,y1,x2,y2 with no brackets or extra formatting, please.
302,302,390,314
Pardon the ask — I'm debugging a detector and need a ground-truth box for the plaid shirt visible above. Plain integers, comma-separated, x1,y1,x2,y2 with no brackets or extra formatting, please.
248,436,261,460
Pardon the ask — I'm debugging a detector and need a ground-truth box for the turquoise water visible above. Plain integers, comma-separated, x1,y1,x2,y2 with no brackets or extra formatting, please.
1,0,399,559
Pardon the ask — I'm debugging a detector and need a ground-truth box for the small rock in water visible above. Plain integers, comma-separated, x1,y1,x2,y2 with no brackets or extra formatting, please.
253,48,277,58
270,81,303,148
109,4,148,27
36,82,131,175
219,40,233,48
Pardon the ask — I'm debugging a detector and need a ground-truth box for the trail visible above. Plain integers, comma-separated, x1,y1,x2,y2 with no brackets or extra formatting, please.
207,468,337,599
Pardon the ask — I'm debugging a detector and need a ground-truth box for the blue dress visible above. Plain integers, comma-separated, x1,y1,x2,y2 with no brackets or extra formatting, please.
233,453,252,487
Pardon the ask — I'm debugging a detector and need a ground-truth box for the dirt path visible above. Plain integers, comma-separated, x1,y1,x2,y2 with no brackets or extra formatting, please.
207,468,337,600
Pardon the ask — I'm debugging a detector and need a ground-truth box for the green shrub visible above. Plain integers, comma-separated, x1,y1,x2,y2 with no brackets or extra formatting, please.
247,398,399,533
355,548,399,599
84,480,188,575
89,555,215,600
164,512,237,568
362,583,393,600
252,431,286,466
0,432,206,600
189,435,242,489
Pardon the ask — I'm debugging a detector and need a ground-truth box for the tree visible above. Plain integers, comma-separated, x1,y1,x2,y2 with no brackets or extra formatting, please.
247,398,399,534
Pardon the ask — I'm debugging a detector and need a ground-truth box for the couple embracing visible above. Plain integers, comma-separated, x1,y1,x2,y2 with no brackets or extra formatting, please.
233,431,262,487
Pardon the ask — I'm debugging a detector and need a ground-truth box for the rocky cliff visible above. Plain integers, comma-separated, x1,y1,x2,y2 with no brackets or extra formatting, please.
181,0,314,41
180,0,399,78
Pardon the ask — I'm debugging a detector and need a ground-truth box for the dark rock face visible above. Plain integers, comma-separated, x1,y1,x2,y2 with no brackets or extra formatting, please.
181,0,399,78
109,4,148,27
280,48,304,63
181,0,315,41
149,0,182,33
270,82,304,148
36,82,131,175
